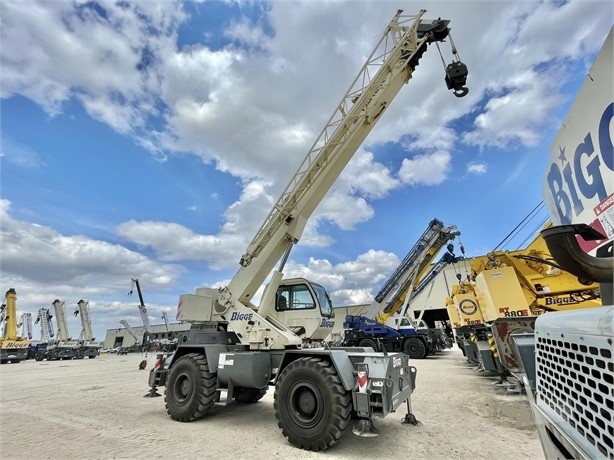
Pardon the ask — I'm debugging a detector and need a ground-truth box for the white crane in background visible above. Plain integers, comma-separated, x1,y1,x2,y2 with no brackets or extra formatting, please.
19,313,33,340
35,308,54,342
161,311,170,332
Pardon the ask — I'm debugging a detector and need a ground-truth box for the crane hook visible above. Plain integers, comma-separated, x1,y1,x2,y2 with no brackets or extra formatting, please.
445,61,469,98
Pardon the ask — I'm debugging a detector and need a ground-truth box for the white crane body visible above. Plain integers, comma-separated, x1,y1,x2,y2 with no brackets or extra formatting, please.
44,299,79,360
20,313,33,340
35,308,54,342
74,300,100,359
149,9,469,450
119,319,141,345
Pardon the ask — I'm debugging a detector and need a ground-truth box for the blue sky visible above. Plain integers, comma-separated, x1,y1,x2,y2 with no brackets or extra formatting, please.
1,0,612,341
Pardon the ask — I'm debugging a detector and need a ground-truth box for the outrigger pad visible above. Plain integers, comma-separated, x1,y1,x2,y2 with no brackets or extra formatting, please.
143,387,161,398
352,419,380,437
402,413,422,426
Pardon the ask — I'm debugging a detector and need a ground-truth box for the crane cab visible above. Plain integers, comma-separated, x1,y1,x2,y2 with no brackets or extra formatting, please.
271,278,335,342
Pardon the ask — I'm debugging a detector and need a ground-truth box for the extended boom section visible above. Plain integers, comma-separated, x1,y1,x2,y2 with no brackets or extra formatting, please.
232,10,459,304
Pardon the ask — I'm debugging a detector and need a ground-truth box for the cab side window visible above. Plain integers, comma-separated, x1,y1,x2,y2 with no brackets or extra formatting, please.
275,284,315,311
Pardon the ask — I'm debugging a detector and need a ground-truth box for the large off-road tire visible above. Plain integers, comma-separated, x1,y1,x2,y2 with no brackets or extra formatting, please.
35,353,44,361
165,353,216,422
233,387,267,403
403,336,427,359
274,357,351,451
357,338,378,351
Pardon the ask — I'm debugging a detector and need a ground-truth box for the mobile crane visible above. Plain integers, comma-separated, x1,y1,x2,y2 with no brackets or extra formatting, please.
74,299,101,358
342,218,460,359
33,307,54,361
129,278,152,349
20,312,33,340
41,299,79,360
461,226,600,376
510,27,613,459
119,319,141,351
161,311,169,331
0,288,29,364
443,224,602,384
147,9,468,451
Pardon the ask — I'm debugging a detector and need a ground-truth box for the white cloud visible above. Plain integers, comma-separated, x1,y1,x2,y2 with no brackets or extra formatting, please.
0,199,185,339
0,200,183,288
467,162,487,175
284,249,400,307
398,151,452,186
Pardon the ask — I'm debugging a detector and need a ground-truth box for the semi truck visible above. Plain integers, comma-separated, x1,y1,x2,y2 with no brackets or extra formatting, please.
147,8,469,451
509,26,613,460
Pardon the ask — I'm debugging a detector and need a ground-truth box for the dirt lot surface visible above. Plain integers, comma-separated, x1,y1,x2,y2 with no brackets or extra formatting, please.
0,347,543,460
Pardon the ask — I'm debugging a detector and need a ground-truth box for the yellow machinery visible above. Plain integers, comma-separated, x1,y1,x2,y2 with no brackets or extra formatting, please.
445,224,601,377
0,288,29,364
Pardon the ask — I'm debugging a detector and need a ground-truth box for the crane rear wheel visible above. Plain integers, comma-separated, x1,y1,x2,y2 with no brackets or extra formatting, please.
274,357,351,451
165,353,216,422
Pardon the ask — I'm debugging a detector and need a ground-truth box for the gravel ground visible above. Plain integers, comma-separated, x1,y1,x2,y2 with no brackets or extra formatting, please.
0,347,543,460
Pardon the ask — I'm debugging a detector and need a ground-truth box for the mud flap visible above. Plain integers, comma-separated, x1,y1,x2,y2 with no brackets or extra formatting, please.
490,318,537,374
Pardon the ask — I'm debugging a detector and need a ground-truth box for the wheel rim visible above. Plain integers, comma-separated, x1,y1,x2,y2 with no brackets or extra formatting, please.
288,380,324,429
173,371,193,405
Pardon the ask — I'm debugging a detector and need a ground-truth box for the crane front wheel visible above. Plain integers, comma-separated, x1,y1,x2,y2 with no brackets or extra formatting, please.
165,353,216,422
274,357,351,451
403,336,427,359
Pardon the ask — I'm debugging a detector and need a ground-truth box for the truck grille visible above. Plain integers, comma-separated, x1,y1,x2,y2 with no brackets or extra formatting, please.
535,333,613,459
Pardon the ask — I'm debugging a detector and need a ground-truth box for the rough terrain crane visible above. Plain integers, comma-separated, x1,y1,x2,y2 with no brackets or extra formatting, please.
40,299,79,360
19,312,33,340
509,27,613,459
74,299,101,359
0,288,29,364
33,307,54,361
129,278,152,348
161,311,169,331
119,319,141,351
147,8,468,451
446,224,601,382
342,218,460,358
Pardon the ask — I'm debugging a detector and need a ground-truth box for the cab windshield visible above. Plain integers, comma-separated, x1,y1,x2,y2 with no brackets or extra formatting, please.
312,283,334,318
